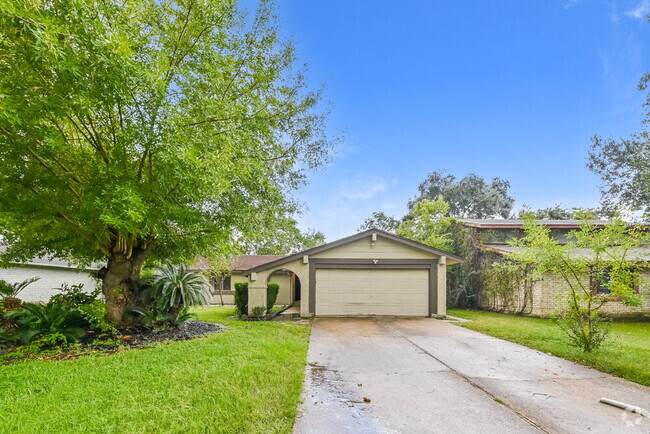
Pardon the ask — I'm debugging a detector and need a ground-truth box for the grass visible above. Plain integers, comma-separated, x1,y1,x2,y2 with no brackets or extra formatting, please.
0,307,311,433
449,309,650,387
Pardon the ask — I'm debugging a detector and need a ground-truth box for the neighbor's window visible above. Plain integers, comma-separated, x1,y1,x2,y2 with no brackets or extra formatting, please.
590,267,640,296
591,269,611,295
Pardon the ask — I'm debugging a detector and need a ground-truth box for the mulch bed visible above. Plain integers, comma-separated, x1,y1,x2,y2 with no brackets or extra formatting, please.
0,321,225,364
118,321,225,347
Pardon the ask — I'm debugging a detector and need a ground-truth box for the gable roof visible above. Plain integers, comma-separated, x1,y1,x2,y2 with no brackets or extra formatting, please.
244,229,463,274
459,219,611,229
0,246,102,271
190,255,286,271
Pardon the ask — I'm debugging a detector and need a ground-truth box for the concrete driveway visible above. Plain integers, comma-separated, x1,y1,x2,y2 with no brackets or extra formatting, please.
294,317,650,434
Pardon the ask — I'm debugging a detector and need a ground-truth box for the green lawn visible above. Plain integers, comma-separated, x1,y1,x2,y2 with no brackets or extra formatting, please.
449,309,650,387
0,307,311,433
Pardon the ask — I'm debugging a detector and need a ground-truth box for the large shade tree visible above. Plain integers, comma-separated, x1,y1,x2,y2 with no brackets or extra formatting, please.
0,0,333,324
409,170,515,219
588,72,650,219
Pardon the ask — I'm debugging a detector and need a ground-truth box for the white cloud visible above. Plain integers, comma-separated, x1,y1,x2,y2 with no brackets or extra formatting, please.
337,178,389,201
564,0,582,10
625,0,650,19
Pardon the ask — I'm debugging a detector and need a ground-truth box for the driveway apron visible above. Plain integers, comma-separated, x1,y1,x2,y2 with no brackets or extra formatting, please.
293,317,650,434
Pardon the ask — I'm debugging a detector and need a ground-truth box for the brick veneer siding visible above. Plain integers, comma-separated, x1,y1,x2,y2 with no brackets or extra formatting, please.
0,265,99,302
481,270,650,319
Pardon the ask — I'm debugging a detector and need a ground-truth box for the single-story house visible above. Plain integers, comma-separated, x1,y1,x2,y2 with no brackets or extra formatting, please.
456,219,650,319
192,255,291,306
226,229,462,317
0,251,100,302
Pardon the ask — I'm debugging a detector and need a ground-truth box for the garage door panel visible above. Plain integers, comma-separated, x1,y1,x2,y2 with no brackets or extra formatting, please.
315,268,429,316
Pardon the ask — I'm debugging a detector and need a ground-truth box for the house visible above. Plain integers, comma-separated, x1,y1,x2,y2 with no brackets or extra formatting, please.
454,219,650,319
192,255,291,306
0,250,100,302
208,229,462,317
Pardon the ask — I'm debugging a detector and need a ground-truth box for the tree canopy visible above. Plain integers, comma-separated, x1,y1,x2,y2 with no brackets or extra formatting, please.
358,211,400,233
0,0,333,323
409,170,514,219
397,197,454,250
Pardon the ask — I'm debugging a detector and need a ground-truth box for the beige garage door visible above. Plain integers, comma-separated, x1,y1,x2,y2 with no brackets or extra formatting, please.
315,268,429,316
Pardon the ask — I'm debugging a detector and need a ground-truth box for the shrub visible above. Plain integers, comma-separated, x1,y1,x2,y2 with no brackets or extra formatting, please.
266,283,279,312
0,277,40,311
251,306,266,317
234,282,248,316
135,262,210,328
6,302,86,345
129,306,196,329
50,284,116,335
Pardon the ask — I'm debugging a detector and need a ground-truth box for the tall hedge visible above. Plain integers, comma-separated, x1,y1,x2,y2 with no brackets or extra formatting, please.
266,283,279,312
234,282,248,316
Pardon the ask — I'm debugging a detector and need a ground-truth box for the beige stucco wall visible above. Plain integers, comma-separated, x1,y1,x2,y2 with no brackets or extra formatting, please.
313,237,435,259
0,265,99,302
214,270,293,307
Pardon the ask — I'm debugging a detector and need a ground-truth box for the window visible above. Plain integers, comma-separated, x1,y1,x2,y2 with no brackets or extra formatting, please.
591,270,611,295
590,267,640,296
222,276,232,292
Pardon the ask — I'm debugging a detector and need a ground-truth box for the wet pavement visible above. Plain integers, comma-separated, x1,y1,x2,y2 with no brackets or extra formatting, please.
293,317,650,434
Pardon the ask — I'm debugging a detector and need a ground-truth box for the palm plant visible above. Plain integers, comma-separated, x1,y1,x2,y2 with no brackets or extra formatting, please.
136,262,211,327
5,302,86,344
0,277,40,311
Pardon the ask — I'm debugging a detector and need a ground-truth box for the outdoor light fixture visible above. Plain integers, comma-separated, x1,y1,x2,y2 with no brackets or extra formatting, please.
371,232,377,247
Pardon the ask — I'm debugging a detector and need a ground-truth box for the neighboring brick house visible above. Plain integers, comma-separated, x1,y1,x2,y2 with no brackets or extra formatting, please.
0,249,100,302
454,219,650,320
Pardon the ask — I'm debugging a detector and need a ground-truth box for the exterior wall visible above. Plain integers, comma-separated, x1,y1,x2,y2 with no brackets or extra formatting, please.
269,271,292,305
0,265,99,302
313,237,435,260
248,258,309,316
212,270,293,306
481,270,650,319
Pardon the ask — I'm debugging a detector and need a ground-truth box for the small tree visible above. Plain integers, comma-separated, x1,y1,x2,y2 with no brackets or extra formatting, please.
398,197,454,250
204,257,233,307
507,218,646,352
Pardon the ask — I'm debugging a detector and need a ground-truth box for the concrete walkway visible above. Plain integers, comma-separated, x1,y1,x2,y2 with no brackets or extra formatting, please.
294,317,650,434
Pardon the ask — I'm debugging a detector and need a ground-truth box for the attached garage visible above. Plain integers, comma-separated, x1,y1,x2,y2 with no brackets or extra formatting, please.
315,268,429,316
243,229,463,317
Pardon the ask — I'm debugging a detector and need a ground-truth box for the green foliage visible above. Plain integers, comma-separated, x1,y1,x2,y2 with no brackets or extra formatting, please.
450,309,650,387
234,282,249,317
140,263,211,311
251,306,266,317
517,203,611,220
588,72,650,219
134,262,210,328
5,302,86,345
410,170,514,218
507,217,648,351
397,196,454,250
0,306,311,432
266,282,280,311
358,211,400,233
482,261,534,314
50,284,116,335
0,327,18,347
243,220,326,255
129,306,196,329
0,0,334,323
0,277,40,298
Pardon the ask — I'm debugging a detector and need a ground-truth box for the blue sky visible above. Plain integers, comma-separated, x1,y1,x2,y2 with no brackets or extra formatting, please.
271,1,650,240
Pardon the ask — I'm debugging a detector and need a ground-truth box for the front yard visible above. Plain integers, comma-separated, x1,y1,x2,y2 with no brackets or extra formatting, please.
449,309,650,387
0,307,310,433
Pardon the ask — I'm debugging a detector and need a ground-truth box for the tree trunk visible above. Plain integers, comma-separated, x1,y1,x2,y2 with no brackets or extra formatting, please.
101,245,151,326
